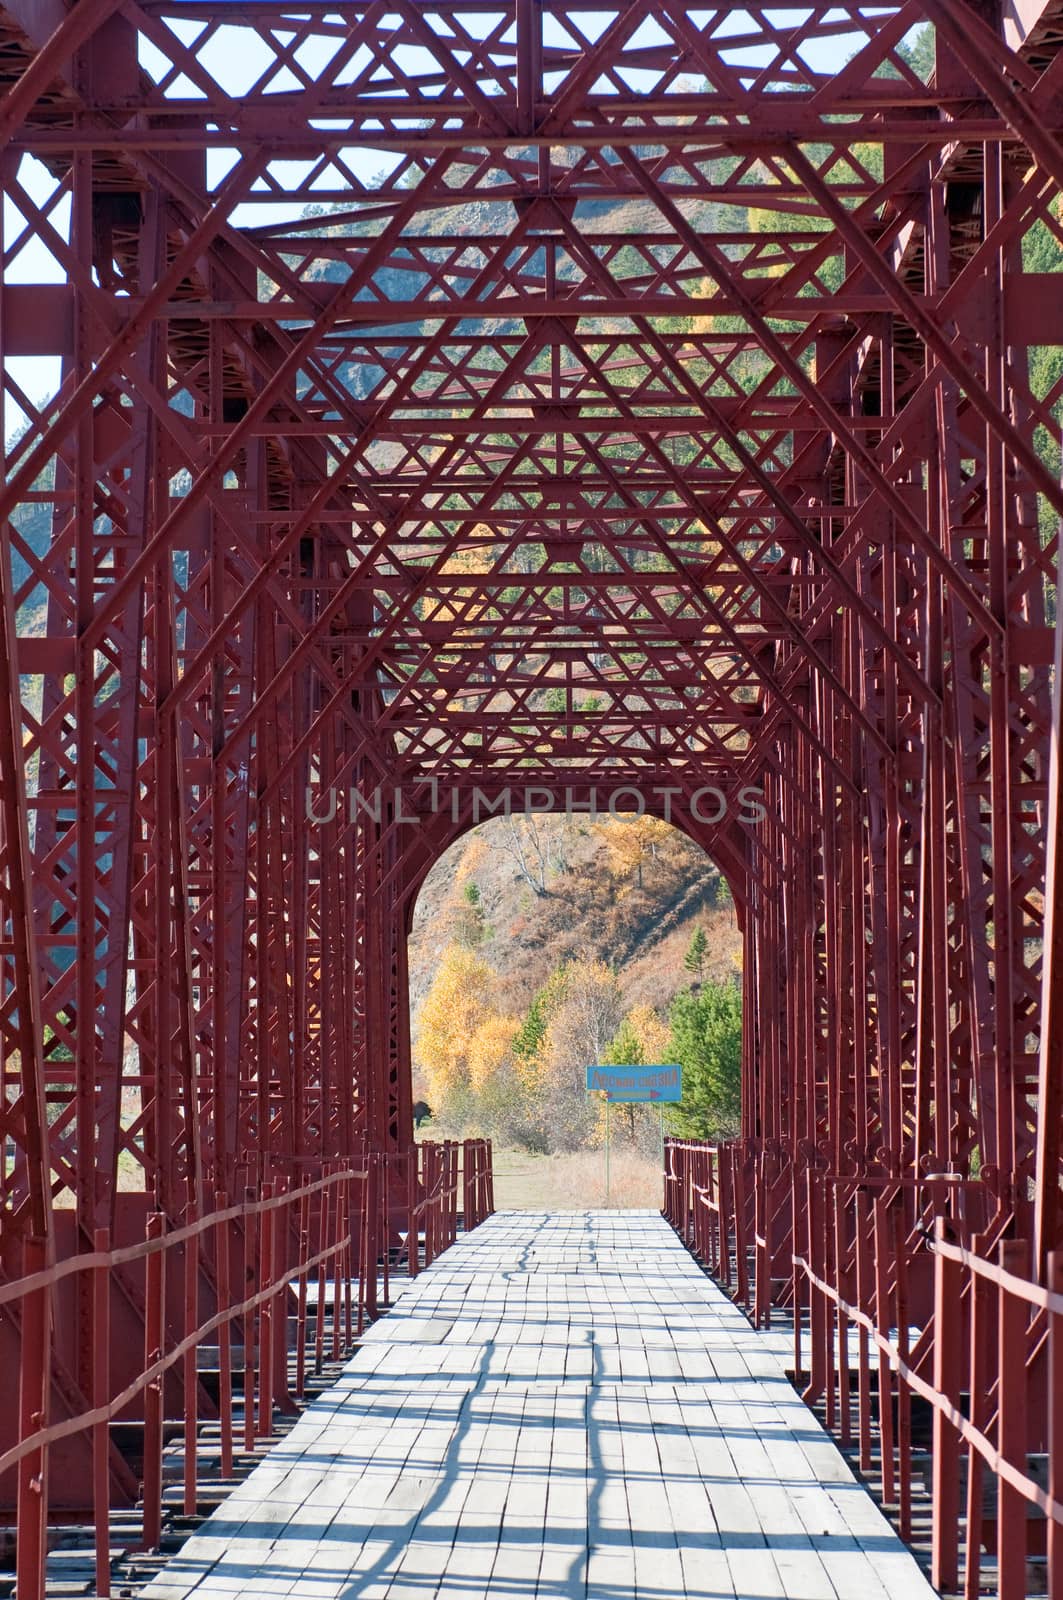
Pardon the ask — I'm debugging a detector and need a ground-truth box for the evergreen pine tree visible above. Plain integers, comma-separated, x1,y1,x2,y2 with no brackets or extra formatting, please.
683,925,708,982
667,981,742,1137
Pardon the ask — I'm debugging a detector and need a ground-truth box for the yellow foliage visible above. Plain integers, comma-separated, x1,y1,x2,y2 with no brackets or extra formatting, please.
455,835,489,885
413,943,496,1104
627,1003,671,1064
688,275,721,335
468,1012,520,1094
593,815,674,888
538,958,622,1087
442,538,495,577
419,538,501,628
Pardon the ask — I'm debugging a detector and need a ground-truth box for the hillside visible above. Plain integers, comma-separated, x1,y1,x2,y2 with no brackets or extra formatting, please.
408,813,741,1049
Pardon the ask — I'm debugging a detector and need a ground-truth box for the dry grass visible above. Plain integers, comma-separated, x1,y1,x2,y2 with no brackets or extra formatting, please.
492,1145,663,1211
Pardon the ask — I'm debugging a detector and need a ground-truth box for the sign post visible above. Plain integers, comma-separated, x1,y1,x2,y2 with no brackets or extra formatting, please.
605,1097,611,1206
585,1064,682,1207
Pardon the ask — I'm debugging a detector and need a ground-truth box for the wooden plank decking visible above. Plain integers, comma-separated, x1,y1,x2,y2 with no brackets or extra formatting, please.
139,1212,939,1600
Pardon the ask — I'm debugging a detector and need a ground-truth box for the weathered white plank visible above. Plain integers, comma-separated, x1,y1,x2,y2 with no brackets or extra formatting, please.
137,1212,939,1600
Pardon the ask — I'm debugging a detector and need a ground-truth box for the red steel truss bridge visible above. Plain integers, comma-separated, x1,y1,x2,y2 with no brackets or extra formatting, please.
3,0,1063,1594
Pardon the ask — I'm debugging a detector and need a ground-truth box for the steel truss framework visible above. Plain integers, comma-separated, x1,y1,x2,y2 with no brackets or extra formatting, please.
2,0,1063,1586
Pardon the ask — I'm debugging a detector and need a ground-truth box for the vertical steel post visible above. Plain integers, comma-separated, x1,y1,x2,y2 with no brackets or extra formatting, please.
997,1239,1029,1600
931,1220,961,1592
215,1194,233,1480
16,1236,49,1600
183,1201,199,1516
93,1227,111,1599
142,1214,165,1552
1048,1251,1062,1600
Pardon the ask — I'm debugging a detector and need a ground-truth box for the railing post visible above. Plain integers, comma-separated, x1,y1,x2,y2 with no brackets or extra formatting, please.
364,1157,379,1324
893,1199,911,1541
356,1167,368,1337
1048,1251,1062,1600
854,1187,872,1472
824,1182,837,1434
183,1200,199,1516
315,1176,328,1369
931,1218,961,1593
792,1160,804,1384
408,1149,419,1278
273,1181,293,1410
686,1146,697,1258
833,1184,850,1447
997,1239,1029,1600
332,1170,344,1355
423,1146,434,1270
348,1169,357,1346
355,1164,368,1337
214,1193,233,1479
804,1172,826,1405
964,1231,990,1600
873,1193,895,1507
16,1233,50,1600
676,1142,686,1239
258,1184,274,1438
296,1187,310,1399
381,1161,391,1311
93,1227,111,1598
142,1212,165,1551
754,1150,768,1327
706,1145,715,1268
453,1141,460,1242
446,1140,458,1247
684,1140,690,1238
733,1151,749,1308
718,1150,731,1287
242,1186,257,1451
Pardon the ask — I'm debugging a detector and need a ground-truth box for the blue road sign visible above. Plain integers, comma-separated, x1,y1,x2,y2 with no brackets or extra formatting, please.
585,1063,682,1103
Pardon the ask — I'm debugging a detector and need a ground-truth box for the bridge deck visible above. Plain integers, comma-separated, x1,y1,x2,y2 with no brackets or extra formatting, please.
140,1212,937,1600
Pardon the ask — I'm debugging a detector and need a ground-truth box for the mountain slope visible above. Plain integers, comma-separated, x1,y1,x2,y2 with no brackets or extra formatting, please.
408,814,741,1038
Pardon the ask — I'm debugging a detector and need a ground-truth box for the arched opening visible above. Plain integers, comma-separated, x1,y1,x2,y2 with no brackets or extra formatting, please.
407,809,742,1208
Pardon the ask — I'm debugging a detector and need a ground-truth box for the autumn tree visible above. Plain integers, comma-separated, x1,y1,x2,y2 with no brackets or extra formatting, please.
604,1016,644,1068
594,814,673,891
470,1012,547,1146
490,814,553,896
468,1012,520,1094
602,1017,647,1145
538,959,624,1150
413,944,497,1120
626,1002,672,1064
